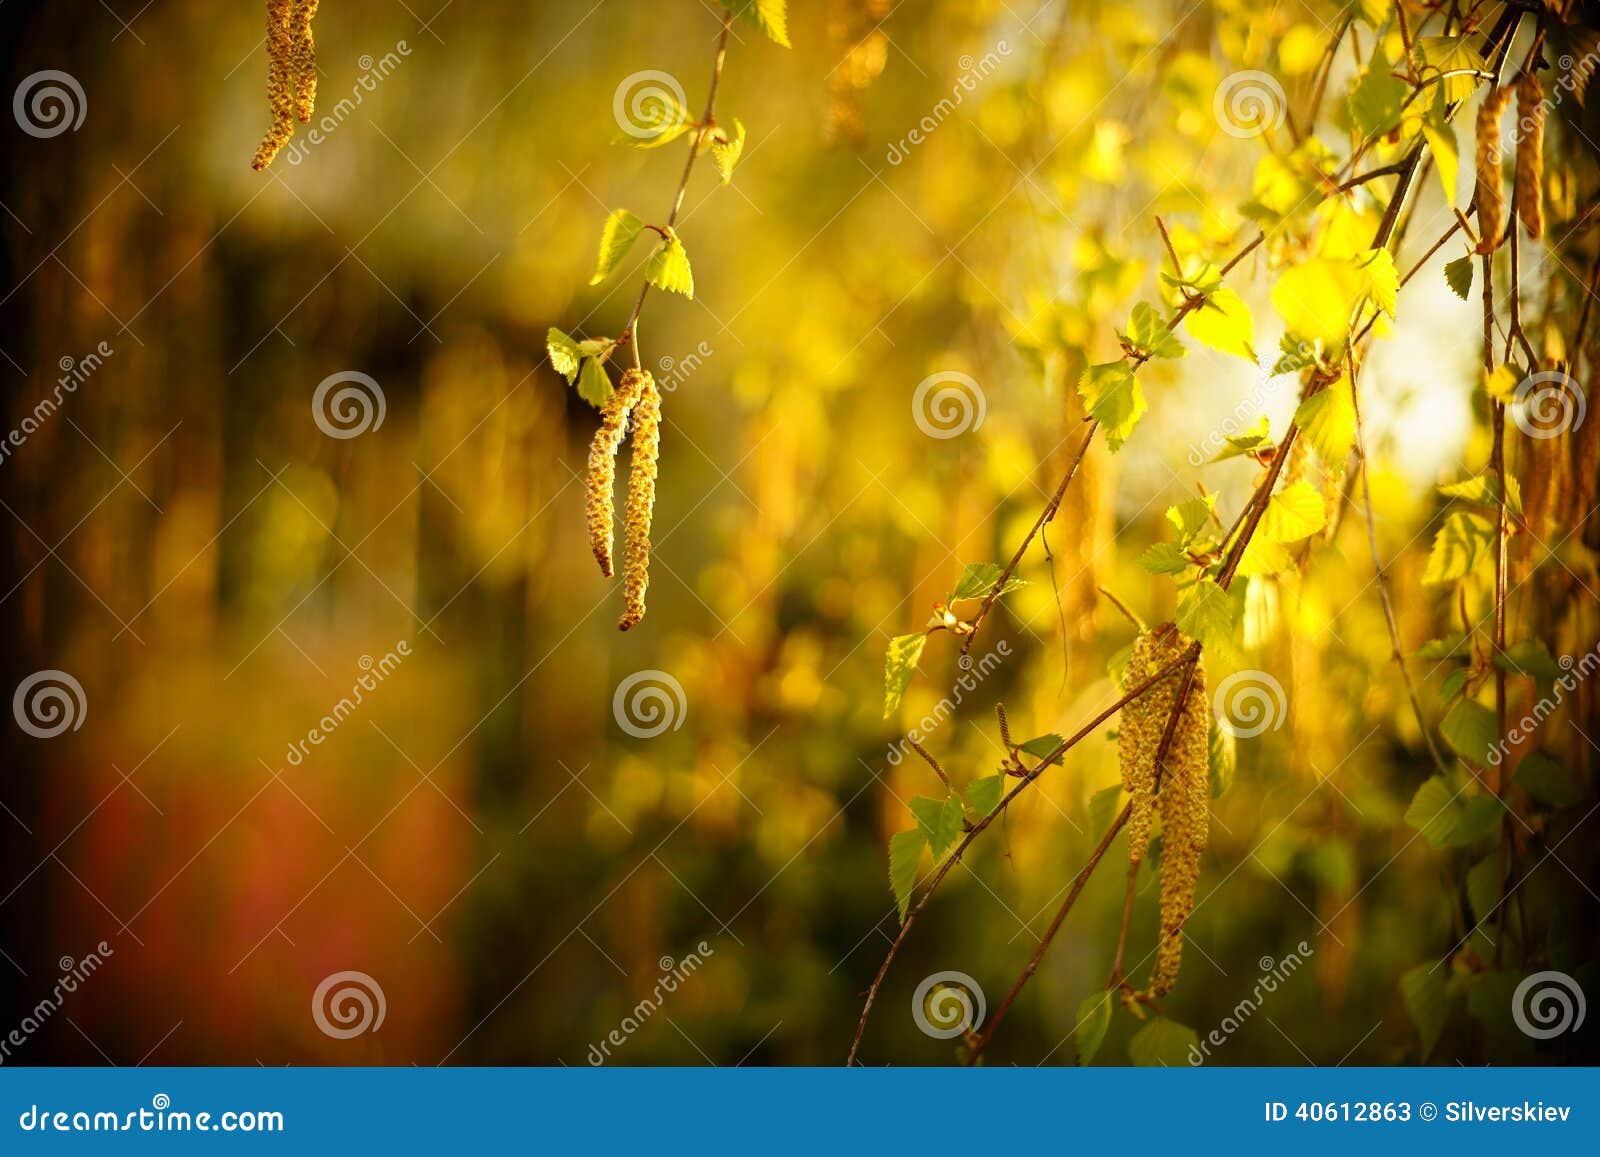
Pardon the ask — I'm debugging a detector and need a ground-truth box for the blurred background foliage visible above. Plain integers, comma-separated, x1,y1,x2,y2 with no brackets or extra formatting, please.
0,0,1596,1066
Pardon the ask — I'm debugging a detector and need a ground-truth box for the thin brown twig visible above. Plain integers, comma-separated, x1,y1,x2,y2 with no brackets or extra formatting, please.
1350,348,1452,777
619,10,733,371
845,646,1196,1064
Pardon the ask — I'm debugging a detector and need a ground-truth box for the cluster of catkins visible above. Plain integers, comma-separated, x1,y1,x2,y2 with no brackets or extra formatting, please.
1119,625,1211,997
1474,71,1545,252
586,369,661,631
252,0,321,171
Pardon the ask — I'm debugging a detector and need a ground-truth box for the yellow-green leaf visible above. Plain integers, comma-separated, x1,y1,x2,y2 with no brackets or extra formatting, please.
547,327,581,382
1260,481,1327,543
1294,382,1356,464
1078,361,1145,450
576,356,614,408
964,774,1005,819
646,229,695,298
1129,1017,1199,1066
726,0,789,47
1422,117,1460,209
711,118,746,184
1176,579,1236,651
590,209,646,285
884,633,927,717
1422,510,1494,585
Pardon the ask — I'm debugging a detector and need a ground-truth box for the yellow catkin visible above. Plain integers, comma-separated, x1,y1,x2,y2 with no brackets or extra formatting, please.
618,373,662,632
1150,651,1211,997
291,0,321,125
252,0,296,171
1474,84,1514,254
1119,627,1191,868
1514,73,1545,240
585,370,644,579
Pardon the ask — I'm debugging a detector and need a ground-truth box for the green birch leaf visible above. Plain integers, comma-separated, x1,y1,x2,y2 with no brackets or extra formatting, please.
1129,1017,1199,1066
547,327,582,382
1076,990,1114,1065
1139,542,1192,575
1400,963,1453,1057
964,774,1005,819
951,562,1026,601
1294,383,1356,464
888,828,926,923
1444,254,1474,300
1122,301,1186,359
1177,579,1237,651
883,633,927,718
1404,775,1501,847
910,795,963,857
576,356,614,408
1078,361,1146,451
1514,752,1584,810
590,208,646,285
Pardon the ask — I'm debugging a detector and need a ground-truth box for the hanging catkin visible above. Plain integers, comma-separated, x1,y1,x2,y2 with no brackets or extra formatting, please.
1514,73,1545,240
618,373,662,632
252,0,296,171
585,370,644,579
252,0,322,170
1474,84,1514,254
1150,654,1211,996
291,0,321,125
1119,627,1193,868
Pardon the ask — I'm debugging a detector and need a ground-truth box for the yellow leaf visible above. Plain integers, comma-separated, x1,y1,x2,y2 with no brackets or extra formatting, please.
1184,288,1256,361
1260,480,1327,543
